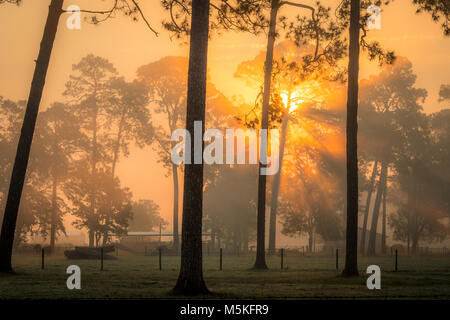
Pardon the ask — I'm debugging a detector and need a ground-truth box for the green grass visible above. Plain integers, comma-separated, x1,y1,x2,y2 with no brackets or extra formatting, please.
1,251,449,299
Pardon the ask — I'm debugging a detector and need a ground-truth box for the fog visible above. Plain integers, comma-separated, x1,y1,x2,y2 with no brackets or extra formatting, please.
0,0,449,257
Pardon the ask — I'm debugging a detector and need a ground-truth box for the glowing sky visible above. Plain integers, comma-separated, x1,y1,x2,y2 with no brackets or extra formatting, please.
0,0,449,236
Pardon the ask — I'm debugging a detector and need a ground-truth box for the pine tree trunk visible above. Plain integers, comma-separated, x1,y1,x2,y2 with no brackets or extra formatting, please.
103,113,126,246
308,231,313,253
89,93,99,247
268,110,288,255
211,227,216,251
360,160,378,254
410,174,419,255
89,230,95,248
0,0,63,273
411,235,418,255
172,0,210,295
342,0,360,277
254,0,279,270
367,162,387,256
172,163,179,253
111,111,125,179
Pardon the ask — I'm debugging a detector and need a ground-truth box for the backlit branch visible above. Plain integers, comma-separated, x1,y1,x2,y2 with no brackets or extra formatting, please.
280,1,319,61
63,0,158,36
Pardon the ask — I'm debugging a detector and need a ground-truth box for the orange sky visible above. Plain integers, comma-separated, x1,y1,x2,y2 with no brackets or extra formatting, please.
0,0,449,235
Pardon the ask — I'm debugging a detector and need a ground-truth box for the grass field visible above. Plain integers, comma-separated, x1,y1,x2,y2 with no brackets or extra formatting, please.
1,251,449,299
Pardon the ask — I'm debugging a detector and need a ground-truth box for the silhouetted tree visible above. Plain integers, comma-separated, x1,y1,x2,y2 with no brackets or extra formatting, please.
102,77,152,244
171,0,211,295
128,200,167,232
0,98,52,247
0,0,156,273
413,0,449,36
0,0,64,273
439,84,450,102
341,0,360,277
430,107,450,226
137,57,187,252
339,0,395,275
359,57,427,255
162,0,276,292
236,0,348,266
280,157,344,252
359,160,378,254
35,103,82,252
137,55,233,252
0,98,25,212
63,54,118,247
390,159,447,253
381,177,387,254
204,165,258,253
367,162,387,255
236,38,347,256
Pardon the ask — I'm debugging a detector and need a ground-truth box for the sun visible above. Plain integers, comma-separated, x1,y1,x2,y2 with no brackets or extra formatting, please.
280,80,327,114
280,91,304,113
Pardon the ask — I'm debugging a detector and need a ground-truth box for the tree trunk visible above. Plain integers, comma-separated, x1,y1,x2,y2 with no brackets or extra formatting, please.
342,0,360,277
210,227,216,252
89,230,95,248
381,178,387,254
50,175,58,252
172,163,179,252
172,0,210,295
89,93,99,247
268,110,289,255
411,235,418,255
410,174,419,255
367,162,387,256
103,111,126,246
308,231,313,253
0,0,63,273
243,228,249,253
360,160,378,254
233,229,238,254
111,111,125,179
254,0,279,270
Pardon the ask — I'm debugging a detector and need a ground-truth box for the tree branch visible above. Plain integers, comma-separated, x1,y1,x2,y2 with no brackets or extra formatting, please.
62,0,158,36
280,1,320,61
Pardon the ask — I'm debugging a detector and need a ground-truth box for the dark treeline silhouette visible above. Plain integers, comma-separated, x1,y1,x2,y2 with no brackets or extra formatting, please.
0,55,158,252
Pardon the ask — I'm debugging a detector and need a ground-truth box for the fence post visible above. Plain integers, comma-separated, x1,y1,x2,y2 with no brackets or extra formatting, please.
100,247,104,271
336,248,339,271
145,246,147,256
41,248,45,270
281,248,284,269
158,247,162,270
219,248,223,271
395,249,398,272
